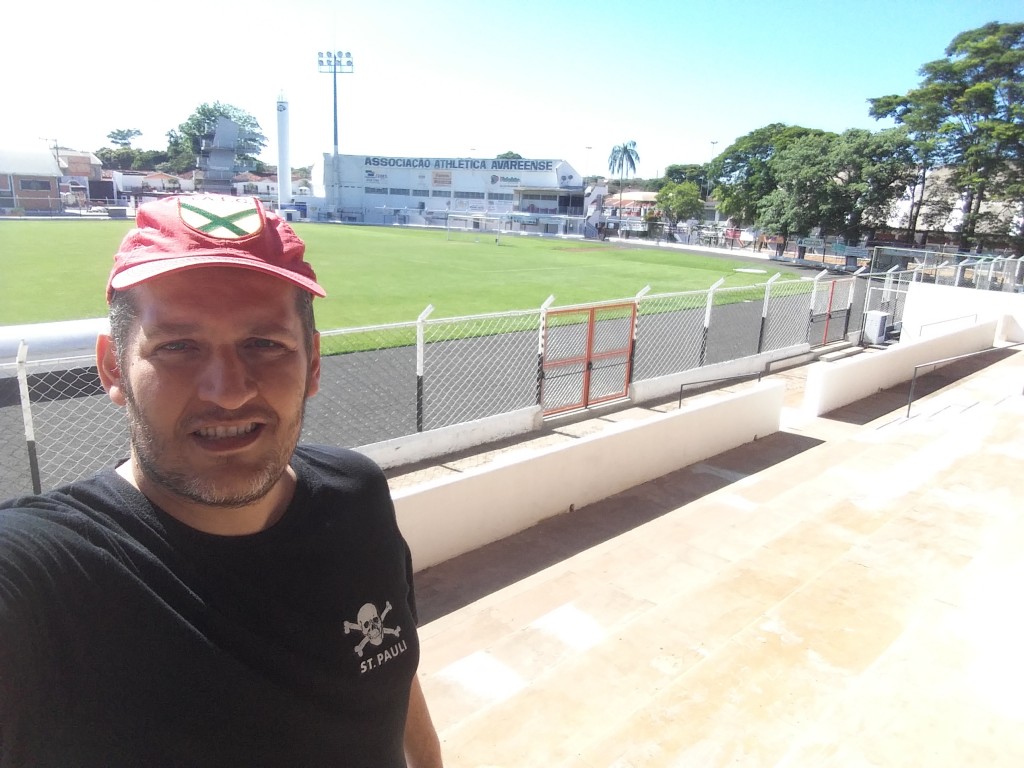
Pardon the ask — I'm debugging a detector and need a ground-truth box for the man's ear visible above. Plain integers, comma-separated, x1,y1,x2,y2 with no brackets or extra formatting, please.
306,332,321,398
96,334,127,406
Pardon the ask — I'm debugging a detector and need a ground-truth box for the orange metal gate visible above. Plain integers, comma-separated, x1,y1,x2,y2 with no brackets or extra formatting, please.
541,302,637,417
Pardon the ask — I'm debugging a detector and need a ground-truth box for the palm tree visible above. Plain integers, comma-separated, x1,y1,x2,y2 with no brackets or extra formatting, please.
608,141,640,226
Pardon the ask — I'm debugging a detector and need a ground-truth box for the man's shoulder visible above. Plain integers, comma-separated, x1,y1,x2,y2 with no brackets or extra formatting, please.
290,445,397,527
0,473,136,605
293,444,385,481
0,470,132,547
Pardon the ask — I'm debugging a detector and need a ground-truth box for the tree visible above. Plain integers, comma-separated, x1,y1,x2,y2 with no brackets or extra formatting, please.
655,181,703,225
868,95,944,242
163,102,268,174
869,22,1024,250
132,149,170,171
708,124,822,225
664,163,707,193
757,128,916,243
756,132,835,238
495,151,523,159
95,146,140,171
607,140,639,216
161,130,197,174
107,129,142,149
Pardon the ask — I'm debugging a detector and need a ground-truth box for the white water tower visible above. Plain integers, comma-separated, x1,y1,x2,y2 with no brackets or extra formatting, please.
276,92,292,211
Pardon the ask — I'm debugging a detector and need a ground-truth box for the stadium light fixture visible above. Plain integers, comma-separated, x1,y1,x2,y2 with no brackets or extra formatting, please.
704,140,719,200
317,50,355,157
317,50,354,212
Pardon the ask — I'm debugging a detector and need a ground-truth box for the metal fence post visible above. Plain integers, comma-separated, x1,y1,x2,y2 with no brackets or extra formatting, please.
806,270,828,344
883,265,900,313
954,259,969,287
700,278,725,367
757,273,781,353
16,342,42,494
415,304,434,432
985,258,997,289
536,295,555,405
629,286,650,385
844,268,866,339
821,278,837,344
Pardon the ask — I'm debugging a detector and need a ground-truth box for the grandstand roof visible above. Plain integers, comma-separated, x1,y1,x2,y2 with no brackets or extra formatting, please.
0,147,60,176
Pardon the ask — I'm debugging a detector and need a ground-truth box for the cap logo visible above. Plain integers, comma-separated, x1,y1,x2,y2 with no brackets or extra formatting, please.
179,197,263,239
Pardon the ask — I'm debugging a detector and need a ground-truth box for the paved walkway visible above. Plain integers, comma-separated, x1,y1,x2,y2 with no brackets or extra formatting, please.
403,348,1024,766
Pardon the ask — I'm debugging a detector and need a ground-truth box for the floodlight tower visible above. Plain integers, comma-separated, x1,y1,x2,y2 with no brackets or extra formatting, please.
704,140,719,201
317,50,354,156
317,50,354,210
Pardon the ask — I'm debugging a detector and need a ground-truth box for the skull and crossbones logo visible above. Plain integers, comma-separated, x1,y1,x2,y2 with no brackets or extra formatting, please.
344,601,401,657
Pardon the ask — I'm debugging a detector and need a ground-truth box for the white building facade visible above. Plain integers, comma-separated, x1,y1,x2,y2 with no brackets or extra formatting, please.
298,153,601,231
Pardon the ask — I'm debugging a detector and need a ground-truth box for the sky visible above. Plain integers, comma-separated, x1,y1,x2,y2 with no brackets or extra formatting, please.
4,0,1021,180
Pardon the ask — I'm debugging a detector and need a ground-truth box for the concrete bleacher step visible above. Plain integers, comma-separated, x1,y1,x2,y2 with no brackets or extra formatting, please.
878,354,1021,428
818,344,866,363
422,425,934,762
417,348,1024,764
423,389,1013,763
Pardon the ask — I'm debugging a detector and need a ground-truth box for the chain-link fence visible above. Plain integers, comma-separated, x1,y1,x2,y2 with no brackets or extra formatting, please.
309,322,419,447
536,301,637,416
587,303,637,406
422,309,541,430
1,355,127,499
943,256,1024,292
876,255,1023,296
538,307,592,416
706,283,773,364
632,290,708,380
1,266,1009,496
761,277,817,352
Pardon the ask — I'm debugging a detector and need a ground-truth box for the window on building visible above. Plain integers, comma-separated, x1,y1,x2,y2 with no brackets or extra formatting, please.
19,179,52,191
388,188,410,196
431,190,452,197
454,191,485,199
522,193,558,201
364,187,388,194
411,189,430,197
487,192,513,201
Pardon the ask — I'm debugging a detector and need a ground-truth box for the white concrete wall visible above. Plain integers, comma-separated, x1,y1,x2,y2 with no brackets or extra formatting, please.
0,318,108,361
393,380,785,570
902,281,1024,343
630,344,809,403
358,407,543,470
802,320,999,416
361,343,808,474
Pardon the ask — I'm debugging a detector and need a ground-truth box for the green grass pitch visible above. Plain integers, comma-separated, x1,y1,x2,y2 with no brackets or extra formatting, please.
0,220,799,327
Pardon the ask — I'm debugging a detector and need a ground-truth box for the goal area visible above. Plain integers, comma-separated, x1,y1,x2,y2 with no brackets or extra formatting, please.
446,213,507,244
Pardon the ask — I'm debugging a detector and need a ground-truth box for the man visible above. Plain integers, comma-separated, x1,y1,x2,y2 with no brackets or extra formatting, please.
0,195,443,767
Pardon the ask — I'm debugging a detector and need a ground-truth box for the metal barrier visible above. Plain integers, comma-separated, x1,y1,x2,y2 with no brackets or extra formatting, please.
677,369,768,409
906,343,1024,417
0,266,1009,496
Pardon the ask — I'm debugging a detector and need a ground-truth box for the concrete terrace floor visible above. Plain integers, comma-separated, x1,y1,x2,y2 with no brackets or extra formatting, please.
397,347,1024,767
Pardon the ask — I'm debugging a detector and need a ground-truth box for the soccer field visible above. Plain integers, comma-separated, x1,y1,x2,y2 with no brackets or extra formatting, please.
0,220,798,327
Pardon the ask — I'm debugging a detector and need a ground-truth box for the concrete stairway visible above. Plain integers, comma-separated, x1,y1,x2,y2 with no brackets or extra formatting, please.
413,349,1024,767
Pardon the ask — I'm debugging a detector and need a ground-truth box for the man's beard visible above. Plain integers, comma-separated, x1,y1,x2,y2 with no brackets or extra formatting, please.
122,383,307,509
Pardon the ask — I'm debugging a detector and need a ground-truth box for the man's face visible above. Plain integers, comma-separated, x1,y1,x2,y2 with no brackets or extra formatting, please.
101,267,320,511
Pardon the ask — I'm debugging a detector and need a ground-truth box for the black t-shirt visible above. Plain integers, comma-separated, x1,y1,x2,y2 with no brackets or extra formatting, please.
0,446,419,767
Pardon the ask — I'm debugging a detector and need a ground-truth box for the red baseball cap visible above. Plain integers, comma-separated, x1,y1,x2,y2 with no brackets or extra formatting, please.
107,195,326,302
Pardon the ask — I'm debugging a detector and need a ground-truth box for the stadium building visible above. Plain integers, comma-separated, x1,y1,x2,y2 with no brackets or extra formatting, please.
298,153,606,235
